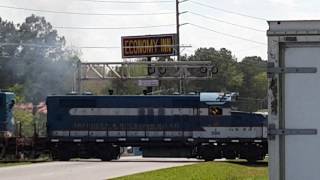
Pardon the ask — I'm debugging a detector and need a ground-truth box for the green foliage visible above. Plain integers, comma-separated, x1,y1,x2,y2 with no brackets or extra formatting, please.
8,84,25,103
253,72,267,98
103,48,267,111
113,162,268,180
108,63,149,95
236,56,267,111
187,48,243,92
34,113,47,137
181,51,267,112
13,109,34,137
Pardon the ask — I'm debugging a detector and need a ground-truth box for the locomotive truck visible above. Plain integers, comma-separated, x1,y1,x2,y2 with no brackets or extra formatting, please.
0,91,267,161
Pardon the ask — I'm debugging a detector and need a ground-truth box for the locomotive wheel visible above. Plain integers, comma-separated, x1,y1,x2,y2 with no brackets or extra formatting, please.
100,155,112,161
204,158,214,162
60,155,71,161
51,144,72,161
0,139,8,160
197,145,219,161
0,146,6,159
100,146,120,161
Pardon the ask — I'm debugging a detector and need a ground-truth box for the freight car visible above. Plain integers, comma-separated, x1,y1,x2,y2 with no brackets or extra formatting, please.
0,91,18,159
47,92,267,161
0,91,49,160
0,91,15,137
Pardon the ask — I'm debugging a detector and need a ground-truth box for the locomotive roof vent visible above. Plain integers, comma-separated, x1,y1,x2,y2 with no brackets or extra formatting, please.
188,92,197,95
67,91,78,95
172,92,180,95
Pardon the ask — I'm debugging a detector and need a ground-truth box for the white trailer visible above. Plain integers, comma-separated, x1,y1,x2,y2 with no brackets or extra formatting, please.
268,20,320,180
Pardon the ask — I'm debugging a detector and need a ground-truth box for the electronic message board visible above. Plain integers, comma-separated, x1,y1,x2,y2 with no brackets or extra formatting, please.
121,34,177,58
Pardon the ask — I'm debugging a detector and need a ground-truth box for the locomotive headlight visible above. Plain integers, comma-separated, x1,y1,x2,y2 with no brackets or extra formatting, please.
209,107,222,116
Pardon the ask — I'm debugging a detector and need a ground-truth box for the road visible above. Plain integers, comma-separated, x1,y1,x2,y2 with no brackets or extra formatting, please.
0,157,199,180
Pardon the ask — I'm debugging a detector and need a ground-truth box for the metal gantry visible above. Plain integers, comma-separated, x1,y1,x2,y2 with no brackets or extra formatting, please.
76,61,217,93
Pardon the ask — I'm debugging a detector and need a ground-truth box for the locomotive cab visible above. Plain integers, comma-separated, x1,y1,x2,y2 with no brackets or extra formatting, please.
200,92,236,116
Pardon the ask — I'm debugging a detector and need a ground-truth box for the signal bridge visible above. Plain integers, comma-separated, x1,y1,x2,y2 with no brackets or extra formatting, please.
76,61,217,93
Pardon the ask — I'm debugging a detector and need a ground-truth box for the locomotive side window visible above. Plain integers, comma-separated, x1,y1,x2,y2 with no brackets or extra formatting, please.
209,107,222,116
9,100,15,110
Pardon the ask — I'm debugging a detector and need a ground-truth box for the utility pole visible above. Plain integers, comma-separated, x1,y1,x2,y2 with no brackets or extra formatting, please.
176,0,183,94
176,0,180,62
146,57,152,94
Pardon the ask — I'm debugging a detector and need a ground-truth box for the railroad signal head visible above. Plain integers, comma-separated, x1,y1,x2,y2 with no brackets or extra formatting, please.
108,89,114,95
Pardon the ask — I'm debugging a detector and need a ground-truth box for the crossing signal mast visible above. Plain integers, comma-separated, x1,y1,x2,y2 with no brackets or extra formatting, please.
76,0,216,94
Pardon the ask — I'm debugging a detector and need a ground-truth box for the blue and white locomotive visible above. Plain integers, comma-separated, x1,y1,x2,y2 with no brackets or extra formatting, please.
47,92,267,161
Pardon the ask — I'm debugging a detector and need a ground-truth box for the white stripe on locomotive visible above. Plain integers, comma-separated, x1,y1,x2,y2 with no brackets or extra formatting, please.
68,107,232,116
51,126,264,139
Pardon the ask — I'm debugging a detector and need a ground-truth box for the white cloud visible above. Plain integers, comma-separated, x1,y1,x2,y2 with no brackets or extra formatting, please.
267,0,297,6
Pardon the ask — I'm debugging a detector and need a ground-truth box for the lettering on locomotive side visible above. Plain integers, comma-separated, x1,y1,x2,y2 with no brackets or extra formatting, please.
121,34,177,58
211,131,221,135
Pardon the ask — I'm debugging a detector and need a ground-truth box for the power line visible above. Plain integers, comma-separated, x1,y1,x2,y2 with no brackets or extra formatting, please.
74,44,192,49
0,43,191,49
53,24,175,30
71,46,119,49
0,43,63,48
189,1,267,21
73,0,174,3
0,4,174,16
189,11,265,32
0,43,118,49
189,23,267,45
0,43,116,48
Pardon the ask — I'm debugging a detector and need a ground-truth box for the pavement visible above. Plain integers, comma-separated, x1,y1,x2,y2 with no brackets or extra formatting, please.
0,156,200,180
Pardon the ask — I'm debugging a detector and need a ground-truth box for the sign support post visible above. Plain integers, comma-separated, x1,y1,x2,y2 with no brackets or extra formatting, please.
176,0,180,61
147,57,152,94
176,0,183,94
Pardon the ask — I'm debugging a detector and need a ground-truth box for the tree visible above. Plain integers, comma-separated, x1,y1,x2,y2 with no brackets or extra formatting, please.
108,62,148,95
8,84,25,103
0,15,79,103
187,47,244,92
0,18,20,88
14,108,34,137
236,56,267,111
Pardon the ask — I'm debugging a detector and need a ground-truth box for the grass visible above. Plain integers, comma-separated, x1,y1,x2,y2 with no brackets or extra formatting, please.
112,161,268,180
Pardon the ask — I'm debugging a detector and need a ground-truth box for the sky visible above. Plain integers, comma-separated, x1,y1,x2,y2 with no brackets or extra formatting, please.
0,0,320,62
